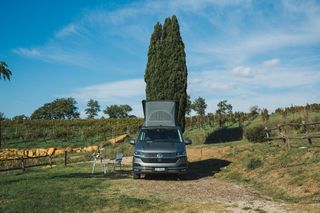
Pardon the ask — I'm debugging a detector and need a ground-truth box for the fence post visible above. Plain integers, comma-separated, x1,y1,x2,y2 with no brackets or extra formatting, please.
265,127,270,143
21,157,25,172
302,121,312,146
64,150,67,167
278,124,290,150
48,155,53,168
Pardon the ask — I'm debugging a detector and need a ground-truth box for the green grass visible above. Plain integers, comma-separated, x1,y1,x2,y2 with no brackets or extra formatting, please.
2,111,320,211
245,158,263,170
5,138,101,149
183,124,220,145
0,164,162,213
213,140,320,203
248,111,320,129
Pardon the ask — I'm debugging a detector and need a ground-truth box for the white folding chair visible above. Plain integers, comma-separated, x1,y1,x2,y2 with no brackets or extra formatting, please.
112,153,123,172
91,152,107,174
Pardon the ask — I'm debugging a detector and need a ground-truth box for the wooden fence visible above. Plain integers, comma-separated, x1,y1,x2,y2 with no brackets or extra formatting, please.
0,151,69,172
264,121,320,149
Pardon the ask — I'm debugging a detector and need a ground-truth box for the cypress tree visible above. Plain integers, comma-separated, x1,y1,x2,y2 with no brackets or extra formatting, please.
144,15,188,132
145,22,162,100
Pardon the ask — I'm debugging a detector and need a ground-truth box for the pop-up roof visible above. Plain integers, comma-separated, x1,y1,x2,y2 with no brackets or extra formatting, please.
142,100,177,127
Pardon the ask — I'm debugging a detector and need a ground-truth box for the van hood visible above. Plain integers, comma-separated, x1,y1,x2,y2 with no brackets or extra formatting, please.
135,141,185,153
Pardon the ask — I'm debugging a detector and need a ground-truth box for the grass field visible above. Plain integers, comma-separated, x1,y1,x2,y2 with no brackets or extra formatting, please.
187,139,320,204
1,138,319,212
1,111,320,212
0,163,227,213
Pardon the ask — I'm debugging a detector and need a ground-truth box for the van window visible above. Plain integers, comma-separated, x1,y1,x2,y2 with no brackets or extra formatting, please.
138,129,182,143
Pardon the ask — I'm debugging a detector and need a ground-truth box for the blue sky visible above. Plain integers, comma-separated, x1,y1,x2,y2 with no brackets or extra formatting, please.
1,0,320,118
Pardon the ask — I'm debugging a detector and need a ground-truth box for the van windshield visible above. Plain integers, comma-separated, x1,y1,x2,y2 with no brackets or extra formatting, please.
138,128,182,143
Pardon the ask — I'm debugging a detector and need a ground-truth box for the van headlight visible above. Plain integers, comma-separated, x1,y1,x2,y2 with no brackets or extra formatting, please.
134,151,145,157
176,151,186,157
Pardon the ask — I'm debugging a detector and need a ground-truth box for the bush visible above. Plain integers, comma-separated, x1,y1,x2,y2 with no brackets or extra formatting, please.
244,126,266,143
246,158,263,170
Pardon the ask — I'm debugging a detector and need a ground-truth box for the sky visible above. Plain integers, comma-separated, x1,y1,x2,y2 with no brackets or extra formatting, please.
1,0,320,118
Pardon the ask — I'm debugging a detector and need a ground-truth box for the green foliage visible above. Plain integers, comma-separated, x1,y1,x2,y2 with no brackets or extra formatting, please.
246,158,263,170
2,118,143,148
85,99,100,119
0,61,12,80
216,100,233,127
244,126,266,143
192,96,207,116
216,100,233,115
145,15,188,131
31,98,80,120
103,104,132,118
234,111,247,127
260,108,269,123
11,114,29,121
185,94,192,115
249,105,260,118
0,112,6,120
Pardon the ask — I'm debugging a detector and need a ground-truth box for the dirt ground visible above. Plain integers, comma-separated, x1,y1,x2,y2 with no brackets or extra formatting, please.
135,175,290,212
117,148,319,213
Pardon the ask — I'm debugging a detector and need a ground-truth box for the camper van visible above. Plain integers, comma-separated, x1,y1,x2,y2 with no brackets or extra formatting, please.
130,100,192,179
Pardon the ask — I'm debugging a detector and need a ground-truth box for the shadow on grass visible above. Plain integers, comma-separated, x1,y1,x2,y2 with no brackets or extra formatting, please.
204,127,243,144
50,169,132,180
145,158,231,181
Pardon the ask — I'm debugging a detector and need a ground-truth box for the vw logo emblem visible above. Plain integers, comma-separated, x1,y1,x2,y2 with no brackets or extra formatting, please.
156,153,163,158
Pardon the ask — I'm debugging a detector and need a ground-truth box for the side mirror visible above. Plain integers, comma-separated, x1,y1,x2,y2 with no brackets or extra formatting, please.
129,140,135,145
184,139,192,145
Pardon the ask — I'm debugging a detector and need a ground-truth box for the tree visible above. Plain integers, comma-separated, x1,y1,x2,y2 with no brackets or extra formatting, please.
31,98,80,119
261,108,269,123
249,105,260,118
144,15,188,132
234,111,247,127
216,100,233,127
192,97,207,116
103,105,132,118
0,61,12,80
12,114,29,121
0,112,5,120
185,94,192,116
85,99,100,119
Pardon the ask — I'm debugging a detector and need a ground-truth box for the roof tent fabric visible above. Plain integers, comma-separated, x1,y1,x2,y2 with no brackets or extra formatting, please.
142,100,177,127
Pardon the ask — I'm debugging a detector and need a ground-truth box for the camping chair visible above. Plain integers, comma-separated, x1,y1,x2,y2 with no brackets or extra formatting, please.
91,152,107,174
112,153,123,172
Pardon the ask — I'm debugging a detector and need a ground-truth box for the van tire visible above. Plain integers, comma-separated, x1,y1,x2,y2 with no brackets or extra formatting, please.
133,172,141,179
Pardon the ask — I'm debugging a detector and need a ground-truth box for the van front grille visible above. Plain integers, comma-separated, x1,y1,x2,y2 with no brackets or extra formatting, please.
143,153,176,158
141,158,178,163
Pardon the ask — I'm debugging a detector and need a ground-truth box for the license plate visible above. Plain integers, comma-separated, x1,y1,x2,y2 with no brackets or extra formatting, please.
154,168,165,172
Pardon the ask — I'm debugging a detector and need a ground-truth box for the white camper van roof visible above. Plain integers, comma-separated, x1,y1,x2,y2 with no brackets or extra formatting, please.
142,100,177,127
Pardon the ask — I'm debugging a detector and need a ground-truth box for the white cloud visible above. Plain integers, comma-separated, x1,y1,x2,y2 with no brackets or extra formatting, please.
13,0,320,69
168,0,245,11
12,48,40,57
187,64,320,113
55,24,78,38
232,66,254,77
263,58,280,66
190,29,320,66
68,78,146,117
188,71,234,95
204,89,319,114
71,78,145,102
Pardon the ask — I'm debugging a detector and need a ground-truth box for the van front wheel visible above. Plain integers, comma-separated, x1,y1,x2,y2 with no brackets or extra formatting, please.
133,172,141,179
